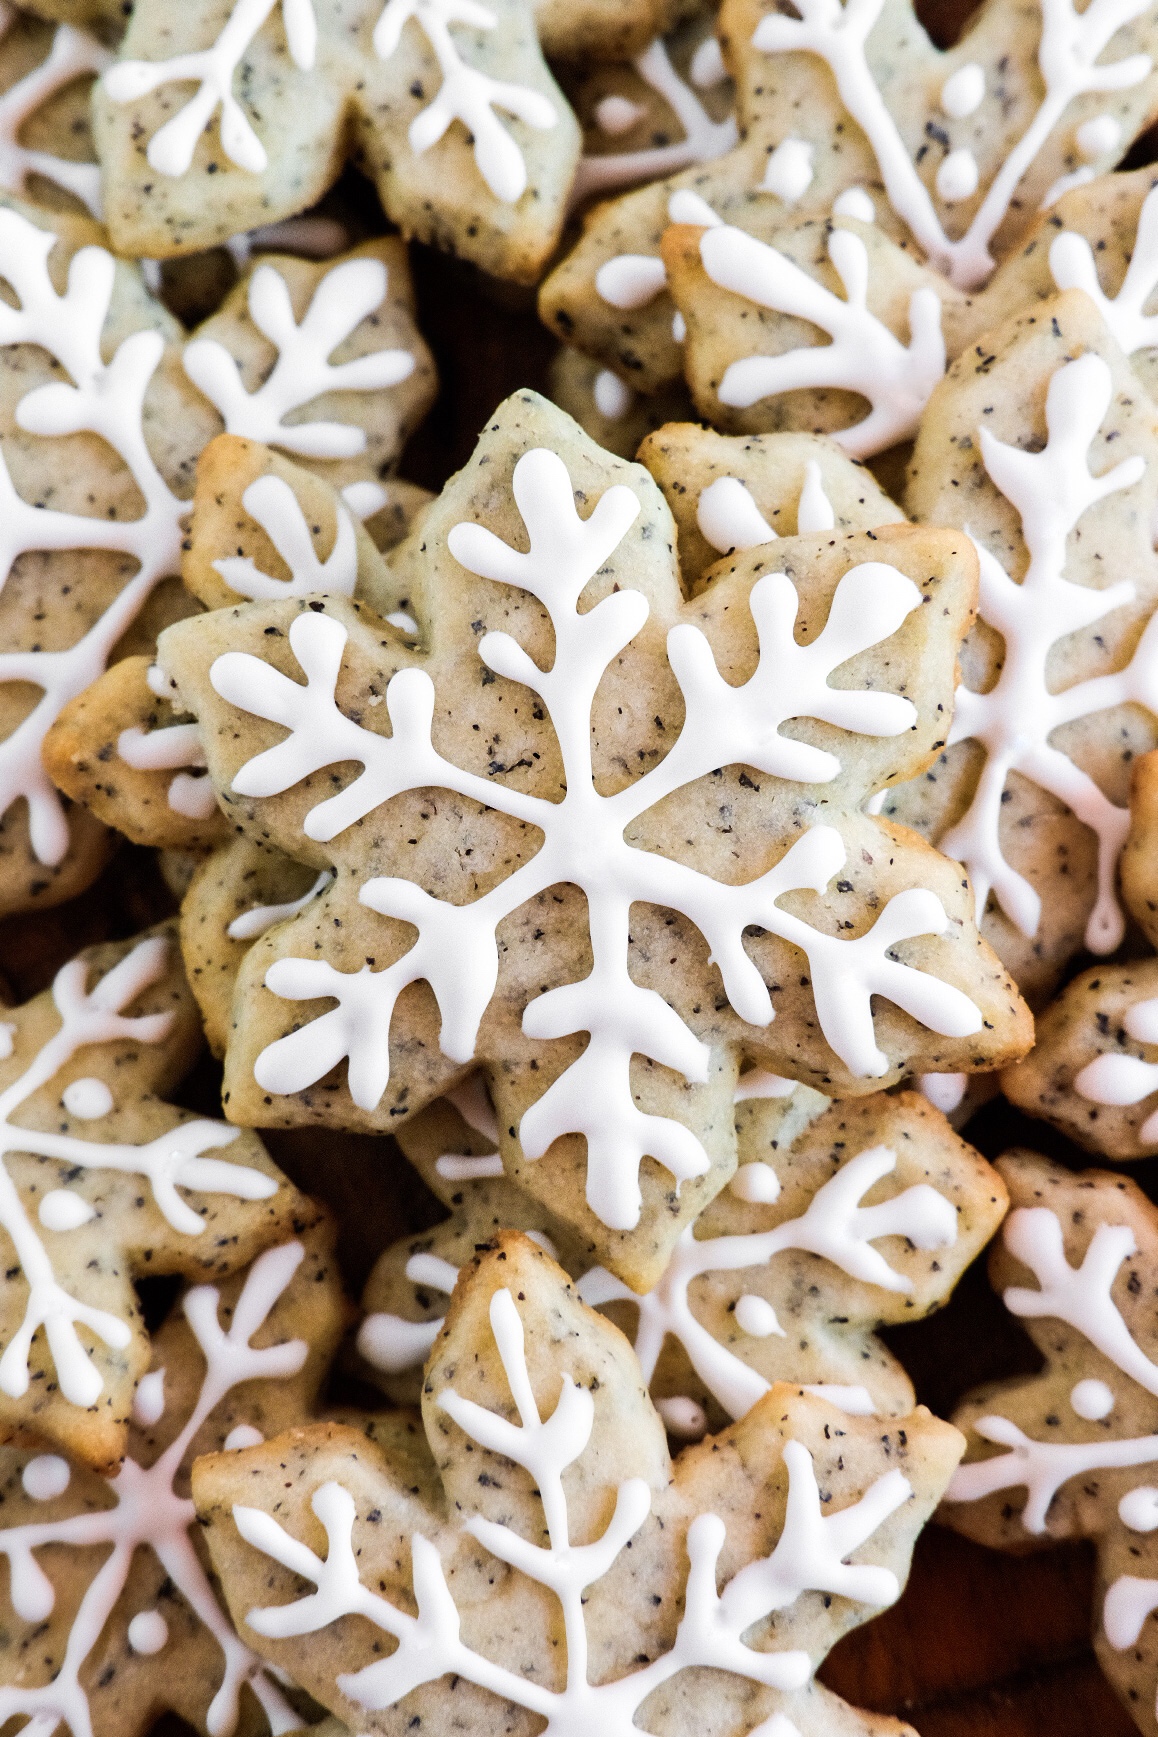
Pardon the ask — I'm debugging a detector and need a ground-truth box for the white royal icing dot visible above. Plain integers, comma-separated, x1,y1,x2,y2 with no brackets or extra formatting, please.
22,1454,70,1501
132,1368,166,1428
1070,1377,1115,1419
689,36,726,88
594,254,668,309
61,1077,114,1120
734,1293,780,1337
760,136,814,201
940,62,985,119
1076,114,1121,160
594,94,647,136
936,148,980,203
39,1190,97,1232
832,186,875,223
918,1071,968,1113
654,1395,708,1438
592,369,634,420
223,1424,265,1452
729,1161,781,1204
127,1609,169,1655
1120,1485,1158,1532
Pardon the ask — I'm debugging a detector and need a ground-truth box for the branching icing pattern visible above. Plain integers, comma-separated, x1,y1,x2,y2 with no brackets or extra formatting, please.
0,1243,309,1737
933,352,1158,952
207,445,981,1230
236,1285,911,1728
0,3,110,216
0,935,278,1409
751,0,1155,287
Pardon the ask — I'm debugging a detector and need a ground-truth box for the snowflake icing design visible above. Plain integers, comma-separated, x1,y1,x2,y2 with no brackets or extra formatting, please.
232,1276,914,1735
0,1242,314,1737
199,442,983,1232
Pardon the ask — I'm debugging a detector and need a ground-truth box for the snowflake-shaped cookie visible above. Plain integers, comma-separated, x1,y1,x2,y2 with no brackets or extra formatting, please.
158,387,1031,1288
359,1076,1009,1439
0,924,314,1473
91,0,580,282
195,1229,964,1737
0,1222,345,1737
0,196,433,917
883,290,1158,1000
539,0,1158,399
944,1152,1158,1737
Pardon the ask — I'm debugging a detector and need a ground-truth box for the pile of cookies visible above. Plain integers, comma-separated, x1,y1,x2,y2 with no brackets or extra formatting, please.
8,0,1158,1732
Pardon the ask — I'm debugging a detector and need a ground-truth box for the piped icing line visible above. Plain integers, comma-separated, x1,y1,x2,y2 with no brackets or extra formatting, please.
697,223,947,460
935,352,1158,953
117,717,216,820
0,4,110,216
1049,180,1158,359
0,935,278,1409
226,870,334,941
571,34,737,204
237,1285,910,1722
751,0,1154,288
211,474,360,600
695,461,835,556
208,445,980,1230
357,1141,958,1420
0,1243,309,1737
1074,993,1158,1139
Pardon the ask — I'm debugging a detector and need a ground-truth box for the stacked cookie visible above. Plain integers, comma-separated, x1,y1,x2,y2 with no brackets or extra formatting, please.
2,0,1158,1734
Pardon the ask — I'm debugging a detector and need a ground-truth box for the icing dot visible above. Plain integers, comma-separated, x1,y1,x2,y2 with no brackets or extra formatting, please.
38,1190,97,1232
760,137,814,201
1076,114,1121,160
1120,1485,1158,1532
132,1368,166,1428
385,609,419,636
223,1424,265,1452
0,1022,15,1060
62,1077,113,1120
1070,1377,1114,1419
671,312,687,343
936,148,979,203
833,186,875,223
168,772,217,819
145,662,174,699
1126,995,1158,1045
594,254,667,310
734,1293,781,1337
689,36,726,88
127,1610,169,1655
341,479,389,521
730,1161,781,1204
22,1454,70,1501
594,94,647,136
940,62,985,119
918,1072,968,1113
655,1396,708,1438
593,369,634,420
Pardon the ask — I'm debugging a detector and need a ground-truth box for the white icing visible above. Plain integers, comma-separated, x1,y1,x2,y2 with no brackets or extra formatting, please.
235,1285,910,1717
733,1070,797,1105
0,1242,309,1737
167,771,219,819
342,479,391,521
184,257,415,460
654,1394,708,1437
595,94,647,136
947,1411,1158,1533
760,137,815,200
1076,112,1122,157
699,223,946,459
61,1077,113,1120
118,718,215,819
358,1310,443,1374
668,187,724,227
1120,1485,1158,1530
434,1151,504,1180
1049,184,1158,363
752,0,1152,288
133,1368,166,1427
796,460,836,533
0,5,110,216
226,870,332,942
592,369,634,420
572,36,737,203
224,1423,265,1451
802,1383,876,1414
0,1024,13,1060
21,1455,69,1501
385,608,419,636
1070,1376,1114,1419
0,936,278,1408
1105,1573,1158,1648
940,63,985,120
696,476,776,554
729,1161,782,1204
917,1071,967,1113
934,148,979,203
734,1293,780,1337
213,475,359,603
832,186,875,222
671,310,687,342
447,1073,500,1141
127,1609,169,1655
596,253,669,309
38,1190,96,1232
1040,164,1097,207
210,449,981,1227
103,0,317,177
1074,993,1158,1141
938,353,1157,954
